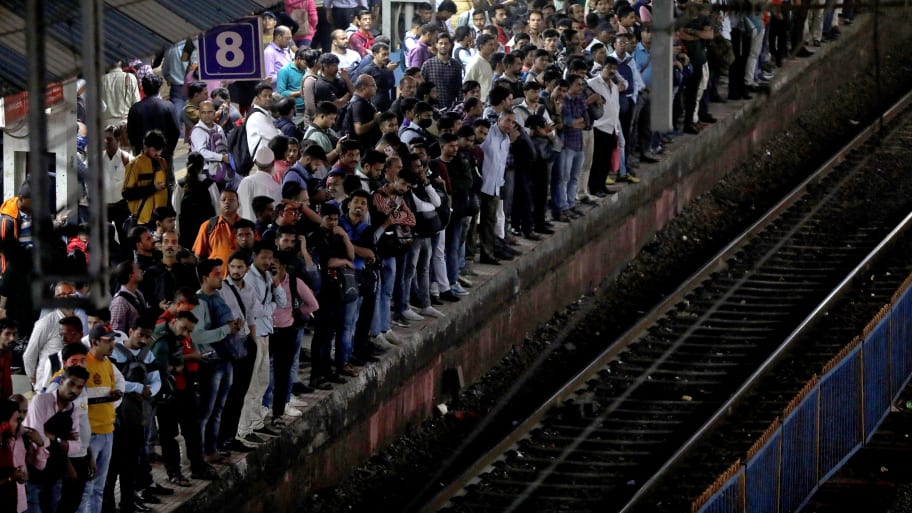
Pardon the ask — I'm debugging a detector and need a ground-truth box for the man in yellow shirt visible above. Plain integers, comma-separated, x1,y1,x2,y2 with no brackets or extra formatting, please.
80,324,126,513
122,130,169,225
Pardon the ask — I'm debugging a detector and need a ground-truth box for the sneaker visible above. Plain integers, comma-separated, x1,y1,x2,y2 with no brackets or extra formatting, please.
401,308,424,321
419,306,445,318
605,175,616,185
242,433,268,445
618,175,641,184
289,396,309,408
382,330,404,345
373,333,395,348
392,313,411,327
450,283,469,296
168,474,192,487
457,275,473,288
283,406,304,417
439,290,462,302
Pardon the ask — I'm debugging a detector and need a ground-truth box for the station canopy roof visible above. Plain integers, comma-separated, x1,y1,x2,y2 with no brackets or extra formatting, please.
0,0,280,96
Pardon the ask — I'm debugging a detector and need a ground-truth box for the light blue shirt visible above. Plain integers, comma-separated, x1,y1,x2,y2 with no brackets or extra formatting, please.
480,123,511,197
277,61,307,111
633,43,652,88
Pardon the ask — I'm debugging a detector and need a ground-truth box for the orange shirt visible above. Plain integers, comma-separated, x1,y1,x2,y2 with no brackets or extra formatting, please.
191,214,239,266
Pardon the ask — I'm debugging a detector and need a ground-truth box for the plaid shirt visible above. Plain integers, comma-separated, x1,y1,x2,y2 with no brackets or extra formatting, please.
421,57,463,109
561,94,586,152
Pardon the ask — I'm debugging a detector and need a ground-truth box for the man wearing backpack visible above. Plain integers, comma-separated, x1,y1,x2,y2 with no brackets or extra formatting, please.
111,261,152,333
238,83,280,177
346,75,382,150
106,316,161,513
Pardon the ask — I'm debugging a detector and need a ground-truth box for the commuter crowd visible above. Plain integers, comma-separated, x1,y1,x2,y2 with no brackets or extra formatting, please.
0,0,855,511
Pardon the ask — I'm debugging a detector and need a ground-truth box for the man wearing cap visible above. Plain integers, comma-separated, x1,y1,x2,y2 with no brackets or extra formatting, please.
238,147,283,222
80,324,126,513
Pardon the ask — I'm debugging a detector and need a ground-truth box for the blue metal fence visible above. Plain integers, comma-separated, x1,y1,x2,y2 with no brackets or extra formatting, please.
745,430,781,513
779,389,819,513
864,320,890,442
693,274,912,513
818,348,862,482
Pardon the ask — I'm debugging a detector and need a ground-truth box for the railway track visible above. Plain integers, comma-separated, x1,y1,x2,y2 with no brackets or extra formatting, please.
418,93,912,513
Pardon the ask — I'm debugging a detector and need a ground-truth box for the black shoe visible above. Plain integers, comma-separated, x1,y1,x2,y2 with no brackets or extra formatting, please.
534,226,555,235
348,355,366,366
479,255,501,265
796,47,815,57
309,379,333,391
136,491,160,504
523,232,542,241
146,483,174,496
698,114,718,123
355,351,381,363
291,382,314,394
430,295,444,306
493,251,515,261
580,196,597,205
684,125,700,134
327,373,347,384
134,501,153,512
639,154,659,164
741,93,753,100
168,474,192,487
254,426,281,437
223,439,256,452
440,290,461,302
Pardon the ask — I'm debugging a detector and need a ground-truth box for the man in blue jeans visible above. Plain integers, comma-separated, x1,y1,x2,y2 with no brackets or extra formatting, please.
553,74,589,223
191,259,244,465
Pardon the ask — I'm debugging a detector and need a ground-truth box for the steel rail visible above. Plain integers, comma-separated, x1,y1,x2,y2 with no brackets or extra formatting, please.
418,88,912,513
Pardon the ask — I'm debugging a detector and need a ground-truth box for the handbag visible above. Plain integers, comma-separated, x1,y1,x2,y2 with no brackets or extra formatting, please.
328,267,359,303
121,196,149,235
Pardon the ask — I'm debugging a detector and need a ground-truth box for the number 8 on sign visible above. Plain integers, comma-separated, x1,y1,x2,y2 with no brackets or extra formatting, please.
199,18,264,80
215,32,245,67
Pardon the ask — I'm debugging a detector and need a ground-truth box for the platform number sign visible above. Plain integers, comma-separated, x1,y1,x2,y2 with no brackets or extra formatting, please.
199,18,264,80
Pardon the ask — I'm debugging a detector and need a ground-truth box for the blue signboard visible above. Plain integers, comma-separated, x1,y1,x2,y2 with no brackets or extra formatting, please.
199,18,264,80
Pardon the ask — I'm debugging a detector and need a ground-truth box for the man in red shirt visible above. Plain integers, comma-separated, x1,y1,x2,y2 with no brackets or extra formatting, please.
0,319,16,399
349,10,375,57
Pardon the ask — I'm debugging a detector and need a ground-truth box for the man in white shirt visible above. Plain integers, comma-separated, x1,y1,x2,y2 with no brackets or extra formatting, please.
587,58,628,196
101,61,141,129
464,34,498,101
330,30,363,73
245,83,281,166
238,147,282,221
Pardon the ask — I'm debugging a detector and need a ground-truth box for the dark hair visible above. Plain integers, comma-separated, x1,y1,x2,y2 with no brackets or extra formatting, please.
210,87,230,101
414,101,434,115
503,53,521,68
416,82,436,101
254,82,274,96
525,113,547,130
197,258,224,279
114,260,136,286
400,97,419,115
523,80,542,91
143,129,166,150
61,342,88,361
187,81,207,98
233,218,257,232
304,49,322,68
370,41,390,54
456,125,476,139
175,310,198,324
174,286,199,305
420,23,438,35
252,240,276,255
542,28,559,39
141,74,163,96
475,33,496,48
472,118,491,128
439,132,459,145
378,111,398,125
0,319,17,332
64,365,90,382
269,135,290,159
437,116,456,131
227,250,251,266
275,97,296,116
127,225,150,248
454,25,472,42
488,86,512,107
438,0,457,13
356,9,371,19
59,315,83,331
153,206,176,223
316,101,338,116
319,53,341,67
436,32,452,44
362,149,387,166
463,96,482,112
343,175,363,195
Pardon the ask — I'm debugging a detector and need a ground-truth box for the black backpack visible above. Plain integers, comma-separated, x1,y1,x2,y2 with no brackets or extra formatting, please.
227,109,267,177
333,96,361,138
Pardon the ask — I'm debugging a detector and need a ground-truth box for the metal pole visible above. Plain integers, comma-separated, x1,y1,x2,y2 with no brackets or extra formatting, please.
26,0,49,308
651,0,673,133
81,0,109,307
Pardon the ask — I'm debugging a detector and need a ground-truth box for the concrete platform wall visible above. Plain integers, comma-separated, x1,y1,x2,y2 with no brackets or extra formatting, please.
179,12,912,513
